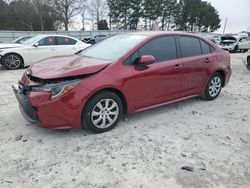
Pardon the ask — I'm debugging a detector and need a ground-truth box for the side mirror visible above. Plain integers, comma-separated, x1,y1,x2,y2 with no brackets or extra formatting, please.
140,55,155,65
33,42,39,47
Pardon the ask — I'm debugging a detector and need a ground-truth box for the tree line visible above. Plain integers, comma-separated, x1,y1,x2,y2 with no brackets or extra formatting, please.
0,0,221,32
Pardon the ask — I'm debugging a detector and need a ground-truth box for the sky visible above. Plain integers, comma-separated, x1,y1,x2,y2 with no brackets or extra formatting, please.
205,0,250,34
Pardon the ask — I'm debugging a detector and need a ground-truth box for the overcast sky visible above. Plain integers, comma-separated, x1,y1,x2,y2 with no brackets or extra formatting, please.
205,0,250,33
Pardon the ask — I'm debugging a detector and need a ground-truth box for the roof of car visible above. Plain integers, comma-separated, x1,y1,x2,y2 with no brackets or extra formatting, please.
125,31,199,37
33,34,80,39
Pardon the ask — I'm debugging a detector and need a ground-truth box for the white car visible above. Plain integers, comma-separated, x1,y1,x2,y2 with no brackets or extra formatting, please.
0,35,90,70
220,35,250,53
239,36,250,52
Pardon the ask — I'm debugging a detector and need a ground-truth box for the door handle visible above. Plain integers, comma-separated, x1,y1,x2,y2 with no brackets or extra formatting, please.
204,58,212,63
173,64,183,70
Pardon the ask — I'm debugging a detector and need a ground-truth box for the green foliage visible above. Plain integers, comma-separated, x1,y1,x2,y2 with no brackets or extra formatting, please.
0,0,221,31
174,0,221,31
97,19,109,30
107,0,221,31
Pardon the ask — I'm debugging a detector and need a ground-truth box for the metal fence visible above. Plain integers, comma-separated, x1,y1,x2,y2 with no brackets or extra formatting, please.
0,30,130,42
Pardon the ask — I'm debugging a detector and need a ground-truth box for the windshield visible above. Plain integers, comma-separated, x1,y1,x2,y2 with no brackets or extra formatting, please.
22,36,42,45
80,34,147,61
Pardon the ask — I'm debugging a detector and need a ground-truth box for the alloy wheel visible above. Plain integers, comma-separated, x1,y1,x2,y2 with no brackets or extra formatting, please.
91,98,119,129
4,55,21,69
208,76,221,97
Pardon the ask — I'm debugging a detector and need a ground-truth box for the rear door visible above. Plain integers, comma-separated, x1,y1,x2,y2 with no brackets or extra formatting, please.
129,35,184,110
56,36,78,55
177,35,216,96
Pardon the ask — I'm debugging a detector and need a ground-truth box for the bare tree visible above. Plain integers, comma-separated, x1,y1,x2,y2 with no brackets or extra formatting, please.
88,0,108,30
12,0,36,30
32,0,51,31
52,0,84,30
80,3,88,30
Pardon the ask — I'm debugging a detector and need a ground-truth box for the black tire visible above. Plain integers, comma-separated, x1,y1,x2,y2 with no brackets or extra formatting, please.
82,91,123,133
232,45,238,53
3,53,23,70
247,56,250,70
202,73,223,100
242,49,248,53
90,40,95,45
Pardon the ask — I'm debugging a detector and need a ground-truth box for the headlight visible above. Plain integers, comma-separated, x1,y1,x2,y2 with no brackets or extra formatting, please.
31,79,81,99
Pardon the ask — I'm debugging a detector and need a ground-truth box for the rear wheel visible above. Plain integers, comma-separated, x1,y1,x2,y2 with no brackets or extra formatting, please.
247,56,250,70
202,73,222,100
3,54,23,70
82,91,123,133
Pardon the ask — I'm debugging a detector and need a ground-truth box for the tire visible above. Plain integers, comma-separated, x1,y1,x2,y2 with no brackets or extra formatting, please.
90,40,95,45
3,53,23,70
82,91,123,133
242,49,248,53
202,73,223,100
247,56,250,70
232,45,238,53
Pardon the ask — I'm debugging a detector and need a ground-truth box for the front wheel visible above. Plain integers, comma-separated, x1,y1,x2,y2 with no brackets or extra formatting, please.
82,91,123,133
232,45,238,53
202,73,222,100
3,54,23,70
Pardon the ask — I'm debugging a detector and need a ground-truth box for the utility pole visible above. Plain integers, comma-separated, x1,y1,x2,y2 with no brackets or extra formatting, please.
223,18,227,34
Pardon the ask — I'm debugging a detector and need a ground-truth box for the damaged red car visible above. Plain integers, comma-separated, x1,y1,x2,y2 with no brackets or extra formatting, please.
13,32,231,133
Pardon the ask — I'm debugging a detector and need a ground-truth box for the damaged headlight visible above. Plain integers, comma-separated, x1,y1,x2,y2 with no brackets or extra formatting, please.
31,79,81,99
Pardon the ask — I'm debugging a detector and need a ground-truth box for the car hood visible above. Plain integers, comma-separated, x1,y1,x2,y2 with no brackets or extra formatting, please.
221,36,238,42
29,55,112,80
0,43,25,49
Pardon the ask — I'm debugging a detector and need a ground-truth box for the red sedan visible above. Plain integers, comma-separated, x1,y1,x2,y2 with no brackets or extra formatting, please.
13,32,231,133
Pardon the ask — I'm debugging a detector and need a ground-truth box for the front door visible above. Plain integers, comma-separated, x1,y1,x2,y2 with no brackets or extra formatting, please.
30,36,57,63
129,36,184,110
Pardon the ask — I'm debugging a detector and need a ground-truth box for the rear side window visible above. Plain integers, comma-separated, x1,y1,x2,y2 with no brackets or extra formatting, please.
139,36,177,62
200,39,214,54
179,36,202,58
57,37,77,45
38,37,56,46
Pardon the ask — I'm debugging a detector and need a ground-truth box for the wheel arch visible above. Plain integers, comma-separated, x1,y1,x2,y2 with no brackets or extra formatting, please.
214,70,226,87
202,69,226,96
84,87,128,115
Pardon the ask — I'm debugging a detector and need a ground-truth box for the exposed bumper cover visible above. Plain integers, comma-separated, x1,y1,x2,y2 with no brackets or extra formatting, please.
12,85,40,124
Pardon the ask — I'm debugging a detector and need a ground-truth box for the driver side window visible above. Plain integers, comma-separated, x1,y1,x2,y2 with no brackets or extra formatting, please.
38,37,56,46
124,36,178,65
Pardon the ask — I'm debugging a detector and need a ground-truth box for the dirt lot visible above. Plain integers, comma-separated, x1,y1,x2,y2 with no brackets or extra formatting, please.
0,54,249,188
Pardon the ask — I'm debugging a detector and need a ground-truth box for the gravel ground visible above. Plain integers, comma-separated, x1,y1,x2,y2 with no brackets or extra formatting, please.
0,54,249,188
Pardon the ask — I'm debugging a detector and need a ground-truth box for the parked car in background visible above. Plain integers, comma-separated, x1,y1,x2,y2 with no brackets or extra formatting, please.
12,36,32,44
0,36,33,49
82,34,108,44
0,35,90,69
13,32,231,133
239,36,250,52
220,35,250,53
207,35,221,45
